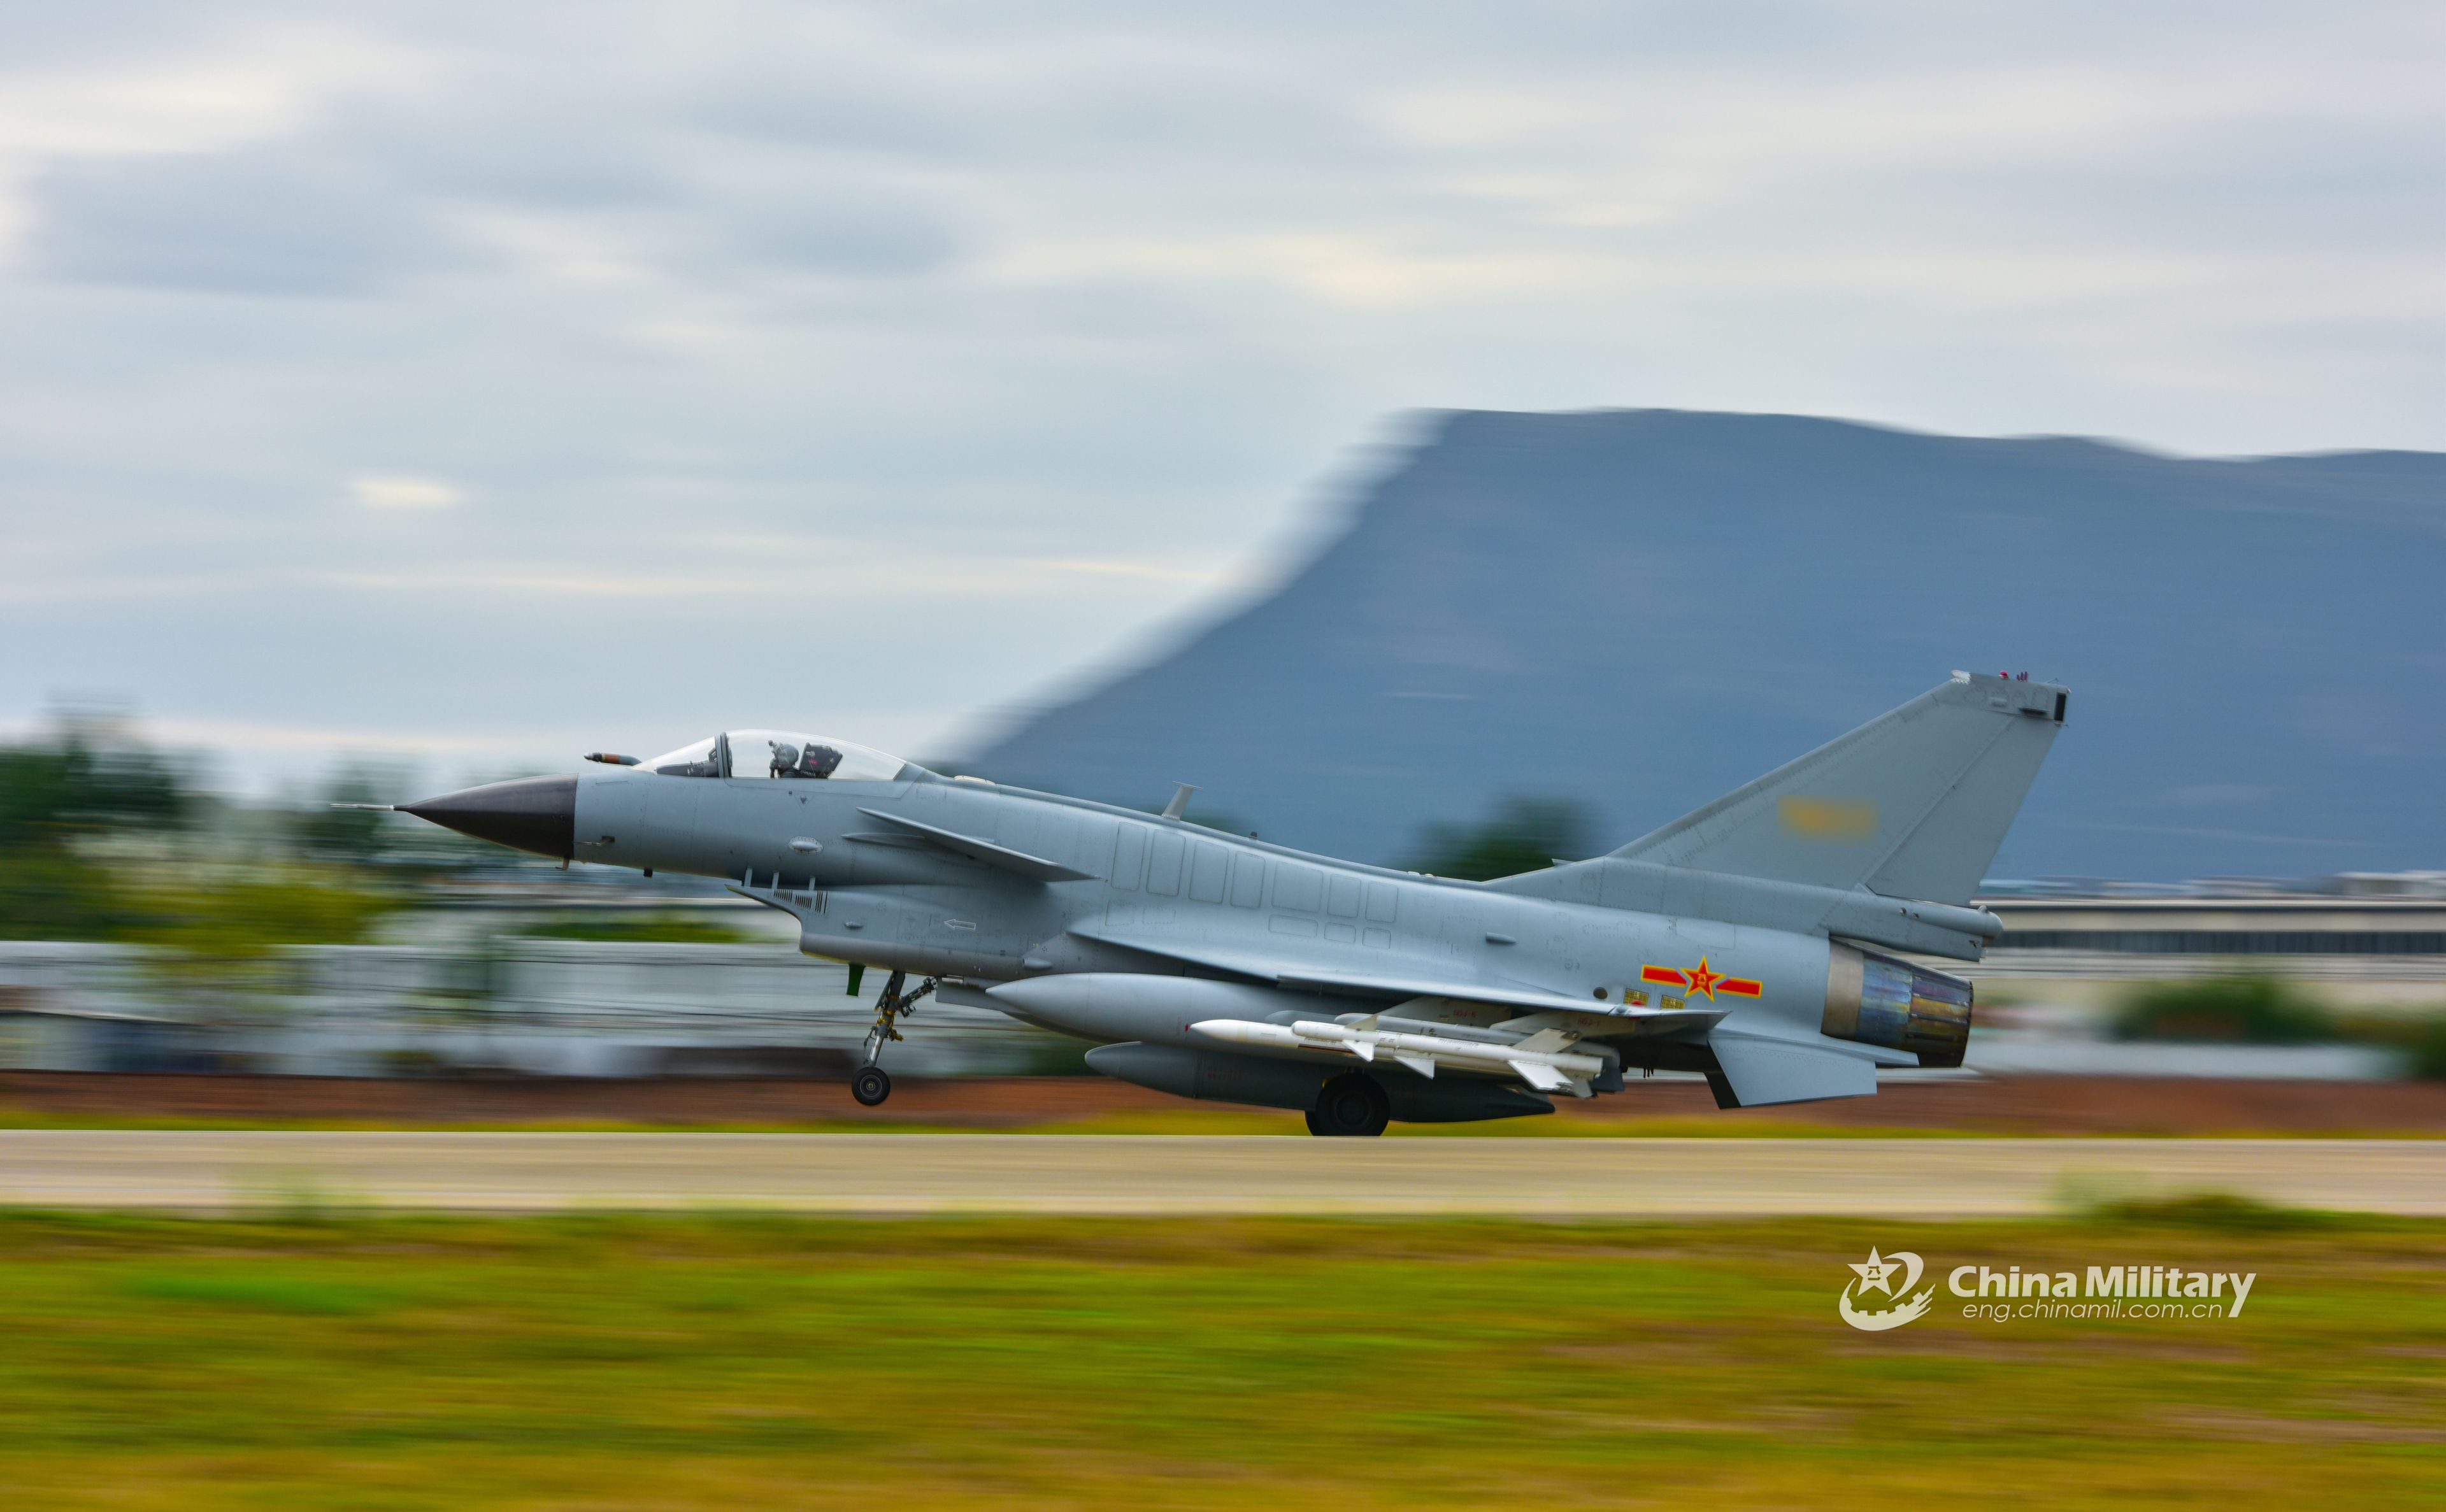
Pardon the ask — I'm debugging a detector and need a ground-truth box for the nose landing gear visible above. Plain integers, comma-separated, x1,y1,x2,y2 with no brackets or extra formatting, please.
852,969,936,1107
851,1064,892,1106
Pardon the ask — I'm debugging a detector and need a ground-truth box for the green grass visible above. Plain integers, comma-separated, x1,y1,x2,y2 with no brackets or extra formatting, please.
514,911,761,944
0,1206,2438,1508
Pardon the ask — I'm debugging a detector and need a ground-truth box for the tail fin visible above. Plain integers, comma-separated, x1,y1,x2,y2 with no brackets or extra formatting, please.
1610,673,2065,906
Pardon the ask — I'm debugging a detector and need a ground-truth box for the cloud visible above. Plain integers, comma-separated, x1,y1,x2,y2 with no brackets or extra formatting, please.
358,104,679,211
348,474,464,510
27,144,446,294
720,181,966,276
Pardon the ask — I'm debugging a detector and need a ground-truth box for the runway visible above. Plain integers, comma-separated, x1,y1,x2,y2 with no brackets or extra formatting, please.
1,1132,2439,1215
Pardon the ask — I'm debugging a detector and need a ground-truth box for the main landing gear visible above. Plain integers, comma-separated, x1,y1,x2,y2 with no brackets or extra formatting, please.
852,969,936,1107
1305,1071,1391,1137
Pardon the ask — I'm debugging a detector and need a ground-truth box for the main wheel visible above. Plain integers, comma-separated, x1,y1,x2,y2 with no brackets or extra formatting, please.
851,1064,892,1107
1308,1073,1390,1137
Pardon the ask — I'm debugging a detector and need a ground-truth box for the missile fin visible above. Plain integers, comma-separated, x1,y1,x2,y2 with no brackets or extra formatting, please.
1348,1041,1377,1062
1510,1060,1570,1092
1394,1053,1436,1078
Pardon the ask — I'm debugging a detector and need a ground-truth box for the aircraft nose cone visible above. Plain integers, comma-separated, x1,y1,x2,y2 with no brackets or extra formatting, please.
399,774,577,859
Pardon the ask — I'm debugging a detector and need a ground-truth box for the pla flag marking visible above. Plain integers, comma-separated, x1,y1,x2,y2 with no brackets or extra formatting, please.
1640,957,1763,1000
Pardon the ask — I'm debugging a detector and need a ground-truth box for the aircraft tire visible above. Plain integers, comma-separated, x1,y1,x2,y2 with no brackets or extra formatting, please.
1309,1073,1390,1137
851,1065,892,1106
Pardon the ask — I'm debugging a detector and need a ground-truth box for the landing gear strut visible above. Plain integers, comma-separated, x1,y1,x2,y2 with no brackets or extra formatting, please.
1306,1071,1391,1137
852,969,936,1107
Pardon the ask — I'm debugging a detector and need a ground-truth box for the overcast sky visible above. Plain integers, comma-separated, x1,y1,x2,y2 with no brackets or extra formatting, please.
3,2,2438,795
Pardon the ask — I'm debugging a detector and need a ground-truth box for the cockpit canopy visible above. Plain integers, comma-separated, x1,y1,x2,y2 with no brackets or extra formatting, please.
640,731,910,783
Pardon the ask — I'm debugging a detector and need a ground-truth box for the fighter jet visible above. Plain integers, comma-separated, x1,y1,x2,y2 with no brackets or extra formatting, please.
396,672,2065,1134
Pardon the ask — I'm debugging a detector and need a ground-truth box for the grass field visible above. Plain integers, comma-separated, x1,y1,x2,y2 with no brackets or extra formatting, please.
1,1203,2439,1508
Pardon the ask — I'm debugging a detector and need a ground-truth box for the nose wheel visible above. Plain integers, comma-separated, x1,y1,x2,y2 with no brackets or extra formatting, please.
852,969,936,1107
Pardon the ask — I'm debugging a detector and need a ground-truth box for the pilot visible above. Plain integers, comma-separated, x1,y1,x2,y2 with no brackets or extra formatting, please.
769,742,844,779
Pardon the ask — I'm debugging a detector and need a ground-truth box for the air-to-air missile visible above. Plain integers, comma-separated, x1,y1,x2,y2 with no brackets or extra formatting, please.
390,672,2066,1135
1191,1016,1610,1096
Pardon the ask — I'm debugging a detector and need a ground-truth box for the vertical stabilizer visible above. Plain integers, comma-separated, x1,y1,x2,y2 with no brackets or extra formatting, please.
1610,673,2065,906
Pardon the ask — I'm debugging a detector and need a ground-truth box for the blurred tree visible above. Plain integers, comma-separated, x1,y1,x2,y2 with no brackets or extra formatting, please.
0,845,134,939
2111,976,2334,1043
2414,1022,2446,1081
0,746,75,851
1405,797,1591,881
518,913,757,945
0,717,401,948
0,718,198,939
122,869,398,960
0,718,192,849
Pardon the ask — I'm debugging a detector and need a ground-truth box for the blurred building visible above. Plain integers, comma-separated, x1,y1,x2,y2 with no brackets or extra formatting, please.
1979,895,2446,983
0,939,1062,1078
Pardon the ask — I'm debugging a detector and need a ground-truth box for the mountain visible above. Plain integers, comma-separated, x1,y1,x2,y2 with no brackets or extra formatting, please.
961,410,2446,882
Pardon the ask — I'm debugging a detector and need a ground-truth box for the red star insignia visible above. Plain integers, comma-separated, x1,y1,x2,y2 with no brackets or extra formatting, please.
1684,957,1722,999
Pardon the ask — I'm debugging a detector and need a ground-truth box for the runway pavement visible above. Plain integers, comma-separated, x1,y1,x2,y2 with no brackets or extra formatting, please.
1,1132,2439,1215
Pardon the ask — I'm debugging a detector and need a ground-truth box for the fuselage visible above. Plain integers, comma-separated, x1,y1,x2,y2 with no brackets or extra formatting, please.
570,760,1839,1073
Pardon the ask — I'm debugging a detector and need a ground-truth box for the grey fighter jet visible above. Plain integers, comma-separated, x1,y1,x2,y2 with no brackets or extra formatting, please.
397,673,2065,1134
